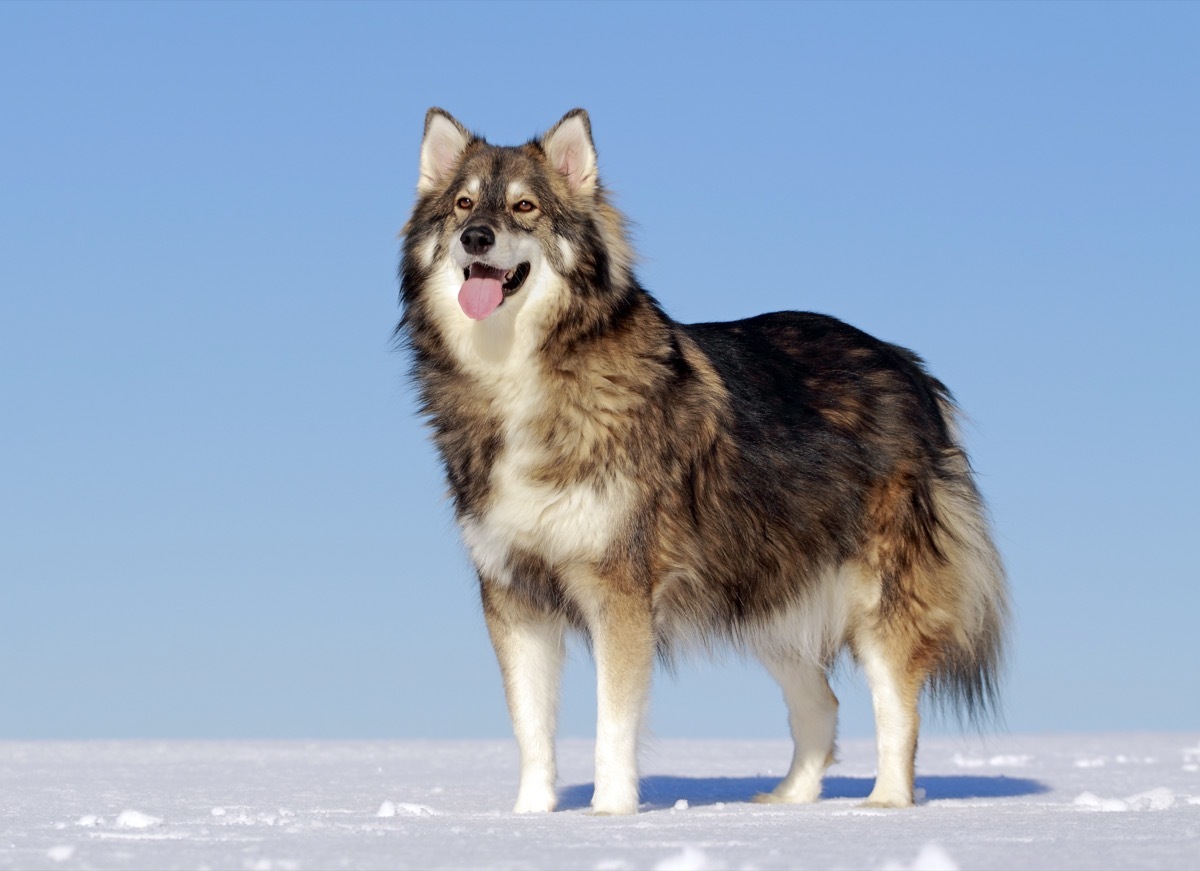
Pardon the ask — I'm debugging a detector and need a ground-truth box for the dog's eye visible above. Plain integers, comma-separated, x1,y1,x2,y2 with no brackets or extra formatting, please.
456,197,473,210
514,200,537,214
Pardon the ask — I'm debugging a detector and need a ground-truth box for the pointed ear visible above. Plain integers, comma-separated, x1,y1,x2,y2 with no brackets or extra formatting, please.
418,108,471,194
542,109,597,195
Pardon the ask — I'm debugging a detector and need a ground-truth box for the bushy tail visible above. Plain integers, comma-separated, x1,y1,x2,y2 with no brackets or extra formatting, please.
925,397,1010,725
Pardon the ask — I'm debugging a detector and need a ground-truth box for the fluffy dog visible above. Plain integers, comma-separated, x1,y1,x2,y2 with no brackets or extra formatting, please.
397,109,1008,814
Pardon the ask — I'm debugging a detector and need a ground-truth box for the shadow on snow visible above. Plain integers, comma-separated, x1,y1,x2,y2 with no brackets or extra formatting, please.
558,774,1050,811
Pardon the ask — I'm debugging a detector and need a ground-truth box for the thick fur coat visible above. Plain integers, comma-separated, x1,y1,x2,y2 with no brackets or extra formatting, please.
398,109,1008,814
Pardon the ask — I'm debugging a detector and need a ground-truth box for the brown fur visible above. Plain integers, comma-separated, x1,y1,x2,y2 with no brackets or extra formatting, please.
398,109,1008,812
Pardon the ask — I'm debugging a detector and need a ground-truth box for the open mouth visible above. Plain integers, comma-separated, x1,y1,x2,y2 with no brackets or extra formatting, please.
457,262,532,320
462,262,531,296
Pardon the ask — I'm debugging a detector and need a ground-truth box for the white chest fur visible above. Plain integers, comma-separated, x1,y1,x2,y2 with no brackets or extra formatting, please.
459,413,632,587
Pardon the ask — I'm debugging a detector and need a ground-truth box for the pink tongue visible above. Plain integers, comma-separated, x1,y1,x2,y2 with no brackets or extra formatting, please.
458,265,505,319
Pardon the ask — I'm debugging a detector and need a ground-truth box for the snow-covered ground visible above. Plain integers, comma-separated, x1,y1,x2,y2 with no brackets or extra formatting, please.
3,733,1198,870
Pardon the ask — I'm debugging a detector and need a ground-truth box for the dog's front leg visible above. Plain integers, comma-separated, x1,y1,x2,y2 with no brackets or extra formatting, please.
571,569,654,816
482,580,566,813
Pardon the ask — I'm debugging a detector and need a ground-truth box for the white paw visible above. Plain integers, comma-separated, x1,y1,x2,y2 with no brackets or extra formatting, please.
589,787,640,816
862,788,914,809
752,783,821,804
512,783,557,813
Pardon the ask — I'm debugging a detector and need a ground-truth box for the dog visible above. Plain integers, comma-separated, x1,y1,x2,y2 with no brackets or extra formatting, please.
397,108,1008,815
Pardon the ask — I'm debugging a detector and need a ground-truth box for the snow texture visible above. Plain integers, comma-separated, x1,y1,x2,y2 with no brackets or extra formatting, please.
2,733,1198,870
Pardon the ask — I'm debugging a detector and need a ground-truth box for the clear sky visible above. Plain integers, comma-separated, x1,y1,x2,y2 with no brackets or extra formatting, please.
2,1,1197,741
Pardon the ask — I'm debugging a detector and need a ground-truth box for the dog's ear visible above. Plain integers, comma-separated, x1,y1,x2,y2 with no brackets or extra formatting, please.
543,109,597,195
418,108,471,194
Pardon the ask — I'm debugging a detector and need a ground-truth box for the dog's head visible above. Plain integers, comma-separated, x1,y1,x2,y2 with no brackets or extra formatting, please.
399,109,636,365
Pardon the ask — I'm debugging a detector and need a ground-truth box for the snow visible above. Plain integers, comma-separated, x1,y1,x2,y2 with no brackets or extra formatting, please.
652,845,724,870
112,810,162,830
1074,787,1178,813
878,843,960,871
2,734,1198,870
376,801,438,818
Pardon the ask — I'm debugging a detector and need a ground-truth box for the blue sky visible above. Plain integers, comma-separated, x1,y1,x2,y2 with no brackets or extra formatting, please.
2,1,1197,741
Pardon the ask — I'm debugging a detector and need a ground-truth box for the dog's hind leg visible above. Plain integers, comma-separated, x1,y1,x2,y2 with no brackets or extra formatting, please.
482,582,566,813
856,631,923,808
852,465,956,808
752,654,838,804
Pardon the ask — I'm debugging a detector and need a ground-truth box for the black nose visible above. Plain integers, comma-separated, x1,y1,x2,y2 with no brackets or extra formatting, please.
460,225,495,256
